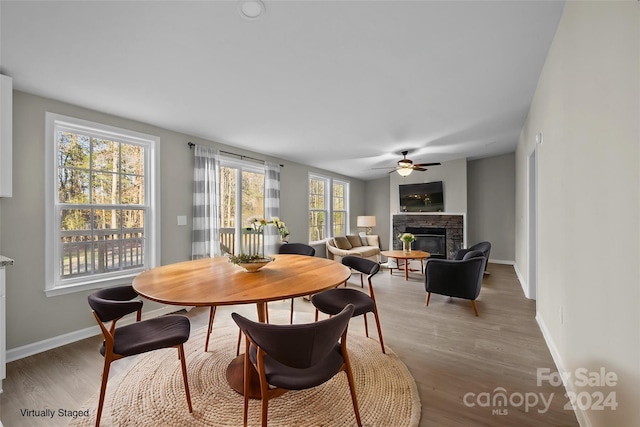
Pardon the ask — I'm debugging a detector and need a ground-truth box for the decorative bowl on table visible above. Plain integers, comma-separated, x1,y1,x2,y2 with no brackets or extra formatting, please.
228,254,273,273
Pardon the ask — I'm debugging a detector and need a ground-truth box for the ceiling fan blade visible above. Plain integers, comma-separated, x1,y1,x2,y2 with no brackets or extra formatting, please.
413,162,441,167
413,167,428,171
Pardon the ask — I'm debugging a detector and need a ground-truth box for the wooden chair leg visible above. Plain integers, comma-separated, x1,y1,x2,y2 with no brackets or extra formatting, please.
177,344,193,412
363,313,369,338
342,360,362,427
372,307,386,354
359,273,364,288
95,356,113,427
205,305,216,352
314,308,319,322
426,292,431,306
471,300,479,317
243,340,250,427
237,329,242,356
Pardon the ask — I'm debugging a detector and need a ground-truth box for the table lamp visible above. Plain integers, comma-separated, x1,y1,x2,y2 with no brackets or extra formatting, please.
356,216,376,234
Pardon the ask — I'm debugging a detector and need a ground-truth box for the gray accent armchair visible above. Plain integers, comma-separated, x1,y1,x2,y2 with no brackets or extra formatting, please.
455,241,491,274
425,250,487,316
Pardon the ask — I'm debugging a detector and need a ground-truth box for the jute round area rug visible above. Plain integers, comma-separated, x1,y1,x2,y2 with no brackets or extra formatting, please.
71,314,420,427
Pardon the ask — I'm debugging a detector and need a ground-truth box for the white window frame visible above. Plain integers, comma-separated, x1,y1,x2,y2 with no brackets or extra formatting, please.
308,174,350,243
332,179,349,237
44,113,160,297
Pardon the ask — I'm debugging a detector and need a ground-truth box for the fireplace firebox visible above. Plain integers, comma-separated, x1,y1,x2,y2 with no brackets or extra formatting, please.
406,227,446,259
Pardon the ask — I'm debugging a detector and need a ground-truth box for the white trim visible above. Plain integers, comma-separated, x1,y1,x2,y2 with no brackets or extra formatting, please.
513,263,531,298
536,314,590,427
488,258,514,265
44,273,141,297
5,305,182,363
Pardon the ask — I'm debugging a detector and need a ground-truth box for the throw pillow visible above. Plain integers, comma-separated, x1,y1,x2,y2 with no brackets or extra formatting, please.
365,235,380,248
346,235,362,248
334,236,353,250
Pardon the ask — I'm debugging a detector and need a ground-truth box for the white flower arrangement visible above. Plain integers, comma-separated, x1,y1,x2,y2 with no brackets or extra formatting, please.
247,216,289,237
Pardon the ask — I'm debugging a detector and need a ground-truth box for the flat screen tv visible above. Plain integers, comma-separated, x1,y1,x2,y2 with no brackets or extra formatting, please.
399,181,444,212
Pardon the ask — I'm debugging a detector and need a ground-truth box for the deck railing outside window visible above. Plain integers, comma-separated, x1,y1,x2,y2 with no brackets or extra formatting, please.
60,228,144,278
220,228,264,256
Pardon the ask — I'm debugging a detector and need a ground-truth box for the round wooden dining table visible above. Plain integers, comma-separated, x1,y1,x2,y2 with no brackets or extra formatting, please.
132,254,351,397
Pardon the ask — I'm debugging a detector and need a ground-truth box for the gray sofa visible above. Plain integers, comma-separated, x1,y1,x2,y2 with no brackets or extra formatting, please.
325,235,381,262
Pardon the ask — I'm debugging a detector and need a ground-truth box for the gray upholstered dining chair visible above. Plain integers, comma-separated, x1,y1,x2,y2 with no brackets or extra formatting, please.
88,285,192,426
425,250,487,316
232,304,361,427
311,255,385,354
277,242,315,324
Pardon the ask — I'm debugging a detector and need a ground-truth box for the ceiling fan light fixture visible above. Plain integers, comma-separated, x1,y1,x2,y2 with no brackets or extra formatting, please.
397,167,413,177
397,159,412,168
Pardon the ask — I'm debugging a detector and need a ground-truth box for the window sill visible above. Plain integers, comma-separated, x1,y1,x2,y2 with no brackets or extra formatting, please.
309,239,329,246
45,272,141,297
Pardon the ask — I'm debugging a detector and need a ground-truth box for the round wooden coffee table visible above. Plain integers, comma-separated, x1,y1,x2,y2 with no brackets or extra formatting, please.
380,250,430,280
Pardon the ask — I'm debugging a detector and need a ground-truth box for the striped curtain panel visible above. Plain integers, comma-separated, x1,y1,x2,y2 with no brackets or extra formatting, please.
191,145,221,259
264,162,281,256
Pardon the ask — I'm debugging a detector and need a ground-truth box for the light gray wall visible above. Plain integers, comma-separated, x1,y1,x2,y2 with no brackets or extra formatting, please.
515,2,639,425
0,91,364,350
389,157,467,215
364,177,390,250
467,153,515,261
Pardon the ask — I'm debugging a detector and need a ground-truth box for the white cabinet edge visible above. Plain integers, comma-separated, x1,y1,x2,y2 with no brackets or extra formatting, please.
0,74,13,197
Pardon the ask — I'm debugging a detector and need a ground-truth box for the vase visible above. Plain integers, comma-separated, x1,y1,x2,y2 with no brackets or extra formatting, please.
403,240,411,253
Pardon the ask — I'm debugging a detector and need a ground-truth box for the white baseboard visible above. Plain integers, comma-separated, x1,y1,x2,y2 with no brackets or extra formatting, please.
513,263,530,298
6,305,184,363
536,314,590,427
488,258,514,265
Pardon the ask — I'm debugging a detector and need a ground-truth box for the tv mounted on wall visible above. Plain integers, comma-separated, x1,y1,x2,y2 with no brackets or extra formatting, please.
399,181,444,212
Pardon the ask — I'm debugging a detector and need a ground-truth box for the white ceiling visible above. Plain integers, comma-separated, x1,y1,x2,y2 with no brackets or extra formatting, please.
0,0,564,180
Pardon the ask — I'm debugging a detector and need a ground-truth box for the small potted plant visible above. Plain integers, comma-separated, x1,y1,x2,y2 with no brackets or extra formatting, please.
398,232,415,253
228,253,273,272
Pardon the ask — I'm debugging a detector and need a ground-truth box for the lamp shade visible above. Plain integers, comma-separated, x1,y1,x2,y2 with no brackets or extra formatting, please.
357,216,376,228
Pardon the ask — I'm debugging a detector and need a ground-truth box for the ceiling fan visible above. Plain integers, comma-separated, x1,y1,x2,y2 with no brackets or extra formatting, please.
375,151,441,176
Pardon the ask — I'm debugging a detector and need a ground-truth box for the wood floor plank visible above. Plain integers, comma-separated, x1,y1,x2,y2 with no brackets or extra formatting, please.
0,263,579,427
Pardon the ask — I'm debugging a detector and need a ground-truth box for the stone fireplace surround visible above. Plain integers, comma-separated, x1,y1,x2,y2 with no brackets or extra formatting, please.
392,213,465,259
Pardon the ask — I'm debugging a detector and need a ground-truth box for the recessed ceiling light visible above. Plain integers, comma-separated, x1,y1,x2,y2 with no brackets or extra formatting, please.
239,0,265,20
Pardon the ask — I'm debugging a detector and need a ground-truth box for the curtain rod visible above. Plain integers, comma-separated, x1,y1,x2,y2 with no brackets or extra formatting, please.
188,142,283,167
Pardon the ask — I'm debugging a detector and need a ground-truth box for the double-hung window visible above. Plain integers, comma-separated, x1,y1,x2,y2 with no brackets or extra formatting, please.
332,180,348,236
45,113,159,296
308,174,349,242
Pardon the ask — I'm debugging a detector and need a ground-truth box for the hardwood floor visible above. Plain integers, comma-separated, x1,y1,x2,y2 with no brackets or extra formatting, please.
0,263,579,427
